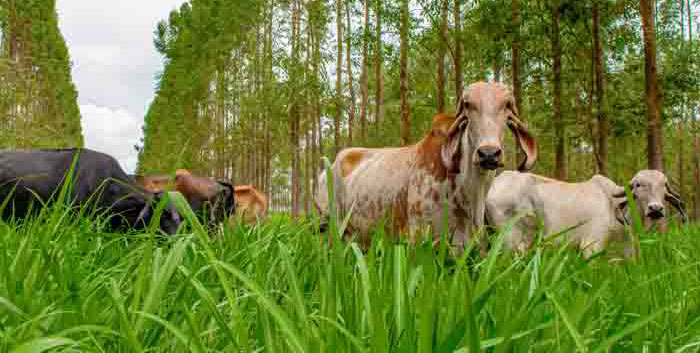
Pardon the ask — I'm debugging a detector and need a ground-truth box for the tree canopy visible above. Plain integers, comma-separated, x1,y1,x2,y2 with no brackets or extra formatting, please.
0,0,84,148
134,0,697,217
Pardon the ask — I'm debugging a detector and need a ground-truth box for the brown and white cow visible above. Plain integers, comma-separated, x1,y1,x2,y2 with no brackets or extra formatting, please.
132,169,235,227
316,82,537,252
614,170,687,233
231,185,268,225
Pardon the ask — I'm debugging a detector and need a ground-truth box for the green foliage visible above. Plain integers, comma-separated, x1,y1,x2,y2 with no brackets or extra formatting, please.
138,0,700,214
138,0,261,174
2,202,700,351
0,0,84,148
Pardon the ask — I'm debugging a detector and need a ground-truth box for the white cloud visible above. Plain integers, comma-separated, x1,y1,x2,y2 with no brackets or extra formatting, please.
80,104,142,173
55,0,186,171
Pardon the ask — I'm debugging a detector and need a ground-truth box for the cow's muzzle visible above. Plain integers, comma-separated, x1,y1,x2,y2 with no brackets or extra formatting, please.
476,146,503,170
646,203,665,220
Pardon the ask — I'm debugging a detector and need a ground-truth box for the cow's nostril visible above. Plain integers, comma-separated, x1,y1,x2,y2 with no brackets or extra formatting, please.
646,204,665,219
648,204,664,212
477,147,502,160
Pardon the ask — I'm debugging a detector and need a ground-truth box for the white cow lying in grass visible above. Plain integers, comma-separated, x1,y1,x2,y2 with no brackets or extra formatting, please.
486,171,629,258
487,170,689,258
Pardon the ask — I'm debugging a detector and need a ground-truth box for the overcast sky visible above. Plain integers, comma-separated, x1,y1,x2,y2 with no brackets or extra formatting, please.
56,0,186,173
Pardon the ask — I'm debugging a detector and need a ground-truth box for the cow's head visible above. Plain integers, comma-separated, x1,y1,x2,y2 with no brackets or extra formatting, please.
613,170,687,224
136,192,182,234
441,82,537,174
209,180,236,225
173,171,233,226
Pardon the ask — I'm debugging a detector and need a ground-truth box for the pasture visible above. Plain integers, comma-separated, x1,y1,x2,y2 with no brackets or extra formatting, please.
1,1,699,352
2,198,700,352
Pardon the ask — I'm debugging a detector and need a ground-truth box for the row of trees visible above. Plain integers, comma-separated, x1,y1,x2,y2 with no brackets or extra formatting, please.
134,0,698,219
0,0,84,148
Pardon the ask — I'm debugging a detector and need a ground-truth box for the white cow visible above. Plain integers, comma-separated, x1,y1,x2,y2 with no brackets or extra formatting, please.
486,171,629,258
614,170,687,233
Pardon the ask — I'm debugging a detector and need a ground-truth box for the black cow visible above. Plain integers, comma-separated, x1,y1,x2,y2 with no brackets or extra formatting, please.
0,148,182,234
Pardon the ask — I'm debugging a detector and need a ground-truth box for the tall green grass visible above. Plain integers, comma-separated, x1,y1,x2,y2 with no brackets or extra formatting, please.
1,197,700,352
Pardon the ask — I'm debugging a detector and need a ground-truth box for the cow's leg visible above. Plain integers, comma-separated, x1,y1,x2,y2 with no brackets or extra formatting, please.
407,181,441,247
503,207,535,255
507,226,529,255
581,234,607,259
408,218,433,246
657,217,668,234
429,204,465,253
623,241,638,259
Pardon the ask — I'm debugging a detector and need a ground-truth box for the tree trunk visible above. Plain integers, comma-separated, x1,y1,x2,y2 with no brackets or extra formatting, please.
510,0,523,171
687,0,692,42
678,102,685,200
359,0,370,143
305,129,312,214
588,45,601,174
593,0,609,176
694,109,699,221
290,0,301,218
375,0,384,134
436,0,448,113
255,25,264,186
311,26,319,198
264,0,274,193
399,0,410,145
493,58,501,82
511,0,522,115
311,94,318,198
552,1,566,180
304,21,313,215
640,0,664,171
216,65,226,179
346,1,356,146
311,0,322,196
335,0,343,155
687,0,694,220
453,0,463,102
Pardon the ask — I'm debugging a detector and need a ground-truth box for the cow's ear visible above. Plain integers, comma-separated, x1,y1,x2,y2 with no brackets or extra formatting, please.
614,199,629,225
507,117,537,172
665,182,688,223
440,118,467,173
215,181,232,198
217,181,236,212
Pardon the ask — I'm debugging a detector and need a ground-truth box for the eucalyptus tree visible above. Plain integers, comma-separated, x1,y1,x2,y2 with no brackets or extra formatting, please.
0,0,83,148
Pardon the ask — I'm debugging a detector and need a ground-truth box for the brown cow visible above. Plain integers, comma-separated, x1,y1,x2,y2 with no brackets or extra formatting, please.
131,169,235,227
131,175,172,193
316,82,538,253
230,185,268,225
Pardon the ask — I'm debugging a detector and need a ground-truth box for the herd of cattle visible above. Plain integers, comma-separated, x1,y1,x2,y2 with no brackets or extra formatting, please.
315,82,688,258
0,148,268,233
0,81,688,258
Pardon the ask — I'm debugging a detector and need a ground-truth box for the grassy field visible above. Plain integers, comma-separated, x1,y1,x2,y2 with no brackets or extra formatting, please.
2,197,700,353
